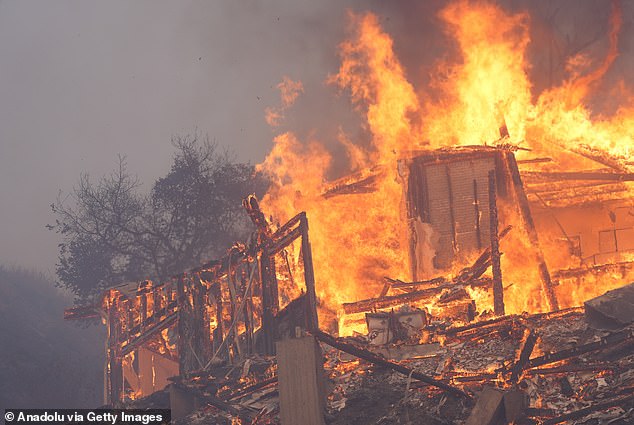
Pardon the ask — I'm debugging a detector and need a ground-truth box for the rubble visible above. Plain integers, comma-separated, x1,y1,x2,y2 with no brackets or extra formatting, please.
121,304,634,424
66,146,634,424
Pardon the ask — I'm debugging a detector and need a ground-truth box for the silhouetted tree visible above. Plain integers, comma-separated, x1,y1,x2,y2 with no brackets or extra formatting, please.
49,135,267,301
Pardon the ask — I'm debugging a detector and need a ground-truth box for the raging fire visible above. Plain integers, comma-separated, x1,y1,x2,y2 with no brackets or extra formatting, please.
257,1,634,334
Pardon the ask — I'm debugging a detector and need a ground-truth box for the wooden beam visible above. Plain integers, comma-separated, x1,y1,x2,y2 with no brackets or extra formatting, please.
300,214,319,331
506,152,559,311
314,330,472,400
342,278,491,315
488,171,504,316
521,171,634,181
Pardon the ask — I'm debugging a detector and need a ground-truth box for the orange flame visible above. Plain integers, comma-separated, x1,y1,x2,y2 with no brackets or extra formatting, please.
257,1,634,333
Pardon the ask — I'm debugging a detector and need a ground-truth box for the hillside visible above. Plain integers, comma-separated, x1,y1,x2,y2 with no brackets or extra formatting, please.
0,266,104,408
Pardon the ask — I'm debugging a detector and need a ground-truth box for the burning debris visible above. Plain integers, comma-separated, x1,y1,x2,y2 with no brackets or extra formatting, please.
65,165,634,423
64,1,634,423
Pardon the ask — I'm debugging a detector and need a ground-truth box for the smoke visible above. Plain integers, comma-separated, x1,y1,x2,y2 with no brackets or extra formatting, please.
0,0,630,273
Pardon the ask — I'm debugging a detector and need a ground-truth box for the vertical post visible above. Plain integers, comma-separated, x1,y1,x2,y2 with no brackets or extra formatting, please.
488,171,505,316
259,250,279,355
445,165,457,254
176,277,187,376
241,264,254,355
107,295,123,405
473,179,482,250
300,213,319,331
212,283,227,361
505,152,559,311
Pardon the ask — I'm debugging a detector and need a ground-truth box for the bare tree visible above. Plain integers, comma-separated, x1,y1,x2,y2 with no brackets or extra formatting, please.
49,135,267,300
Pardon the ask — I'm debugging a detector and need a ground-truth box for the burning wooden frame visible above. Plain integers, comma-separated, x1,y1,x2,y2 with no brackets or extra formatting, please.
65,195,319,406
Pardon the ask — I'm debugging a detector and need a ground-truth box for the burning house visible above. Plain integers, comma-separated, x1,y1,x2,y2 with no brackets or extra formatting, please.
64,1,634,423
65,146,634,424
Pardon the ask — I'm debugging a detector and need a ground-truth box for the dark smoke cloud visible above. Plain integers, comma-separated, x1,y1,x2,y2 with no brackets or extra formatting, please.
0,1,630,274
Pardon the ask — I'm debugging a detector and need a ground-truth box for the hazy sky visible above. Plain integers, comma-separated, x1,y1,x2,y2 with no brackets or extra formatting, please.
0,1,364,275
0,1,630,277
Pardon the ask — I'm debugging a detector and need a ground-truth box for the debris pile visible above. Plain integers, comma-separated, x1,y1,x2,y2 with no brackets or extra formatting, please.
124,301,634,424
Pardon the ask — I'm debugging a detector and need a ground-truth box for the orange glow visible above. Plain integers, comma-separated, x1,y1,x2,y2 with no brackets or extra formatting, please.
258,2,634,333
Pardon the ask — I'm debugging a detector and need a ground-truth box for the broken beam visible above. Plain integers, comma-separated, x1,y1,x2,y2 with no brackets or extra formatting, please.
541,393,634,425
488,170,504,316
506,152,559,311
527,327,634,369
342,278,491,315
314,330,472,400
521,171,634,181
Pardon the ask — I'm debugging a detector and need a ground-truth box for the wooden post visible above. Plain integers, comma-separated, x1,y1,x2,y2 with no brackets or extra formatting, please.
277,336,326,425
259,250,279,356
300,213,319,331
505,152,559,311
488,171,505,316
473,179,482,250
176,277,188,375
212,283,227,361
107,296,123,405
445,165,457,253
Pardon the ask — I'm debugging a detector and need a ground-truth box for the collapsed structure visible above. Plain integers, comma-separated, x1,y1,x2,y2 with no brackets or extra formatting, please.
66,144,634,424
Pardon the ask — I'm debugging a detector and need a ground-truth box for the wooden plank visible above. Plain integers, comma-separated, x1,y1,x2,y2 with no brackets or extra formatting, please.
277,336,326,425
464,386,505,425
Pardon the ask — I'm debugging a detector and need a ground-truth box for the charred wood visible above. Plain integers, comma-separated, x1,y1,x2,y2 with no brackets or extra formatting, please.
506,152,559,311
540,393,634,425
342,278,491,315
314,330,472,399
488,170,504,316
526,327,634,369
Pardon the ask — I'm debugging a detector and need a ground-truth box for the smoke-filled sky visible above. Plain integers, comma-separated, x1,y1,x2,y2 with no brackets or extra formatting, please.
0,0,631,277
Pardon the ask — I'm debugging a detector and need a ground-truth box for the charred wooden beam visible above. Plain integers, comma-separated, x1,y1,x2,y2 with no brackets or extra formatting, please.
342,277,491,315
442,314,516,337
526,363,613,376
488,171,504,316
521,171,634,181
541,393,634,425
224,376,278,401
243,195,272,238
313,330,472,400
386,276,448,291
567,144,630,172
322,173,380,198
527,327,634,369
203,394,251,422
120,312,177,356
474,178,482,250
506,152,559,311
445,165,458,253
516,157,552,164
300,214,319,331
553,261,634,280
509,329,537,383
259,252,279,356
384,225,511,296
107,296,123,405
